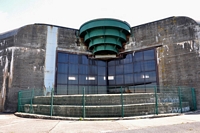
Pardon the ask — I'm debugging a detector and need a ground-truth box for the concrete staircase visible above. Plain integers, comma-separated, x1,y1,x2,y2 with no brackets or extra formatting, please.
24,93,190,117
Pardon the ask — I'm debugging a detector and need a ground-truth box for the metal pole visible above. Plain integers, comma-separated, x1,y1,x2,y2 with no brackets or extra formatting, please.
154,86,158,115
30,89,34,113
18,91,21,112
50,88,54,116
178,87,182,113
121,86,124,118
191,88,197,111
82,87,85,118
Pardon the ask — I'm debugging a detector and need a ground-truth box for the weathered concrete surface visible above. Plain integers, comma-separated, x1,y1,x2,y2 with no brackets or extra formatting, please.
128,16,200,109
23,94,190,117
0,25,47,112
0,24,83,112
0,111,200,133
24,102,190,118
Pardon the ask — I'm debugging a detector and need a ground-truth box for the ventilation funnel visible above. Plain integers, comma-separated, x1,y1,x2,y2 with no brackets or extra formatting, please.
79,18,131,56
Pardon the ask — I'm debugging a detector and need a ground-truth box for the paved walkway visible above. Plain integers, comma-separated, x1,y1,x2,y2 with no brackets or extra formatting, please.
0,111,200,133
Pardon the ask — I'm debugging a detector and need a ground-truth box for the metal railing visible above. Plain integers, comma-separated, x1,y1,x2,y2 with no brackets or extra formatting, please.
17,86,197,118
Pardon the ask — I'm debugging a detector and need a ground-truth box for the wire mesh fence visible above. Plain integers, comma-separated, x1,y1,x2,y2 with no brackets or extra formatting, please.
17,86,197,118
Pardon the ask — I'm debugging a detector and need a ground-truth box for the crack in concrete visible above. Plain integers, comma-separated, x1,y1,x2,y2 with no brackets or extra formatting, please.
48,120,60,133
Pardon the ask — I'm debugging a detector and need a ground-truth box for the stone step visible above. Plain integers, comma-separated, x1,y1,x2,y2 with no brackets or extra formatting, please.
24,102,190,117
33,93,180,105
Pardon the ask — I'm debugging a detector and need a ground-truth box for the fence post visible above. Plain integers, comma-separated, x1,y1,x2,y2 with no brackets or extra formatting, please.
191,88,197,111
18,91,21,112
154,86,158,115
82,87,85,118
30,89,34,113
178,87,182,113
120,86,124,118
50,88,54,116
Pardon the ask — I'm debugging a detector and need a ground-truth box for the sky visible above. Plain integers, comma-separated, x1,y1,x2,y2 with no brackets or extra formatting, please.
0,0,200,33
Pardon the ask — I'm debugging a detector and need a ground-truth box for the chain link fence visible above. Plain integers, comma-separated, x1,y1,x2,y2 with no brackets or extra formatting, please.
18,86,197,118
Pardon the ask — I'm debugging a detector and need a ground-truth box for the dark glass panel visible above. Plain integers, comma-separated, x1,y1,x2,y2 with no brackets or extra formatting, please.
79,75,88,85
124,74,133,84
108,76,115,85
108,60,115,66
134,73,145,84
81,55,88,64
98,76,106,85
133,62,144,72
89,60,97,65
87,86,97,94
68,85,79,95
87,76,97,85
68,75,78,84
56,85,67,95
108,66,115,75
98,60,106,66
124,54,133,64
57,63,68,73
124,63,133,74
116,75,124,85
68,64,78,74
133,51,143,61
115,59,124,65
144,60,155,71
79,65,88,75
88,66,97,75
97,86,107,94
144,49,155,60
57,74,68,84
58,53,68,63
98,66,106,75
69,54,78,64
116,65,123,75
144,71,157,83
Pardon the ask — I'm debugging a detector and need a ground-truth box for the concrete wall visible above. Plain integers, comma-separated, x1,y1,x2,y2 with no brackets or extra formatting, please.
0,25,46,112
128,16,200,109
0,24,85,112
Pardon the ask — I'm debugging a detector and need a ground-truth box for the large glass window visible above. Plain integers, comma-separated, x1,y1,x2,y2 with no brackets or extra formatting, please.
56,48,157,94
56,52,107,94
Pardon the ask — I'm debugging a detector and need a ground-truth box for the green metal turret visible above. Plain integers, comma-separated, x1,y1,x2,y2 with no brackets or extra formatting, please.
79,18,131,58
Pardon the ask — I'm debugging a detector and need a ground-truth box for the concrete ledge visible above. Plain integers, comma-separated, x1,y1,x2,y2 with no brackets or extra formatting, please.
14,112,184,121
